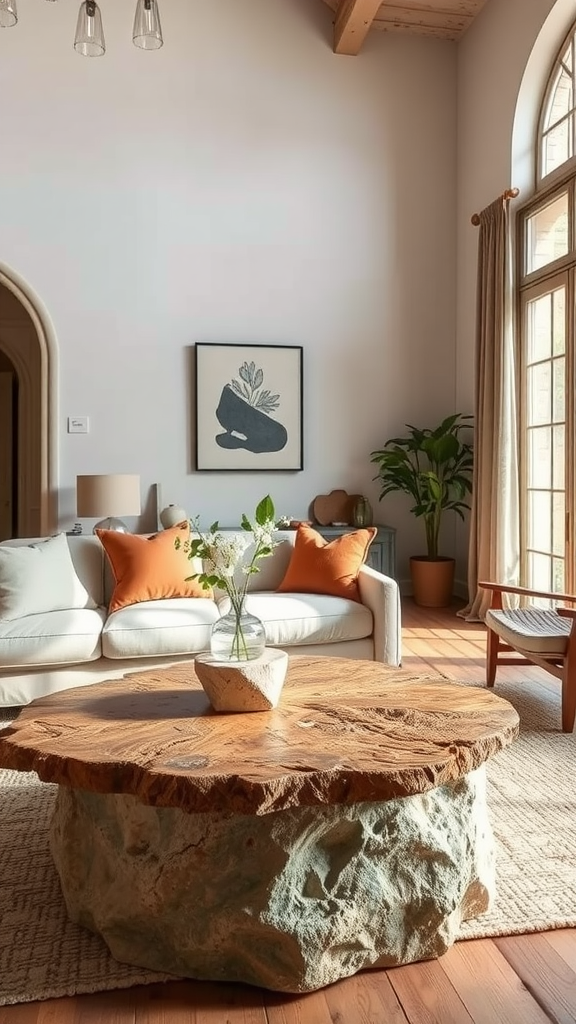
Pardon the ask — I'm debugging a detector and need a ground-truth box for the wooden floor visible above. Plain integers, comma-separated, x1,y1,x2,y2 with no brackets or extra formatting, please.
4,600,576,1024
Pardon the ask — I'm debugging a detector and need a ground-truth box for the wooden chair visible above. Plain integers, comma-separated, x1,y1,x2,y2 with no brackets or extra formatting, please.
479,581,576,733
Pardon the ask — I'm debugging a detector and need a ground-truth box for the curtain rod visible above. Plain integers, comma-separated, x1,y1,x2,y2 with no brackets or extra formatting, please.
471,187,520,225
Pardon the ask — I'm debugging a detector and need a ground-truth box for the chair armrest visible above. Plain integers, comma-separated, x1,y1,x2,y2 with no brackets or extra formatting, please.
557,608,576,620
479,581,576,605
357,564,401,666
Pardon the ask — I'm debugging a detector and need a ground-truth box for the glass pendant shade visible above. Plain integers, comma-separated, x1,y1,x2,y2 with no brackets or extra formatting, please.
0,0,17,29
133,0,162,50
74,0,105,56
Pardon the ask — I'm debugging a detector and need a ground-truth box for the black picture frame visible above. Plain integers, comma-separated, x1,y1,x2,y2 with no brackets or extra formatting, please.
195,343,303,471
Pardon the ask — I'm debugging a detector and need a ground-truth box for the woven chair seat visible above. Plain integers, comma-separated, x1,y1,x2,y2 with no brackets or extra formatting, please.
486,607,571,657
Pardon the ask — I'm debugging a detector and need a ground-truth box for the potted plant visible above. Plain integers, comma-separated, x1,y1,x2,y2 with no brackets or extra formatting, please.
370,413,473,607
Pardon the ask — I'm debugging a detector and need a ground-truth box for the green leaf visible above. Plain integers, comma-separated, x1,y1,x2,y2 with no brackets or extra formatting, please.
255,494,275,525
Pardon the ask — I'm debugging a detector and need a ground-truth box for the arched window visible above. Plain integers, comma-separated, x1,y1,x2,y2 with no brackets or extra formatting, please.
518,22,576,594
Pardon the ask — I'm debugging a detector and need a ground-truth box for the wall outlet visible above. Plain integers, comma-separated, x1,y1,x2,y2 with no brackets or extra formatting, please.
67,416,89,434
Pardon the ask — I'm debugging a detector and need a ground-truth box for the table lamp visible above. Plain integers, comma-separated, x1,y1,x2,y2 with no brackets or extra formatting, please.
76,474,141,533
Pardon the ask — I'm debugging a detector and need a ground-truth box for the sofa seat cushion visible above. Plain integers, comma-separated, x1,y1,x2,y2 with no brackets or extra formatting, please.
486,607,571,656
102,598,220,659
217,592,373,647
0,608,105,668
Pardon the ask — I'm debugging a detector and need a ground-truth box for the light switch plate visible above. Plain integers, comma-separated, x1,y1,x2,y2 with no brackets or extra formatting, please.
68,416,89,434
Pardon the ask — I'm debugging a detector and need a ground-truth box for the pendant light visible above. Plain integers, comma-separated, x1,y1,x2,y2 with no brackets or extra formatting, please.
74,0,105,57
0,0,17,29
132,0,162,50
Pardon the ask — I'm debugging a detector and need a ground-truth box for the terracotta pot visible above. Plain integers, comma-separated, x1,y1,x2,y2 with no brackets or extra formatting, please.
409,556,455,608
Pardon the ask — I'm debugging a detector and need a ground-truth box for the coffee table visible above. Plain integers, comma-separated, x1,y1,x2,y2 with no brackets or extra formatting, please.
0,656,518,993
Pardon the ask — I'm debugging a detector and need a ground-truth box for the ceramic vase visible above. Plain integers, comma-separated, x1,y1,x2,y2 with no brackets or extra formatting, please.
159,504,188,529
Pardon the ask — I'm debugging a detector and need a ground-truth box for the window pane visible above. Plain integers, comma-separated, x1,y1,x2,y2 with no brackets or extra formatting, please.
553,558,565,592
544,65,573,129
527,427,551,488
553,288,565,354
527,363,551,425
553,492,565,556
528,551,552,592
528,491,551,550
542,118,571,177
527,293,552,362
525,194,569,273
553,356,565,421
553,424,565,488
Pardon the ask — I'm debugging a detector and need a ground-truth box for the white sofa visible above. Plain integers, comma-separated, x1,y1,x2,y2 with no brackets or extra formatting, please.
0,530,401,707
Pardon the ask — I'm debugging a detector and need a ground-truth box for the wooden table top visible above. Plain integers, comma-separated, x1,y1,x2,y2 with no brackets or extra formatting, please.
0,657,519,815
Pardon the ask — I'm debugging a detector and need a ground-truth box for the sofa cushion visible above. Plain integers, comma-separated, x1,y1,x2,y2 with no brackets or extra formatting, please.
102,598,220,659
276,524,376,603
0,533,97,621
486,607,571,656
97,522,210,613
0,607,105,668
217,592,373,647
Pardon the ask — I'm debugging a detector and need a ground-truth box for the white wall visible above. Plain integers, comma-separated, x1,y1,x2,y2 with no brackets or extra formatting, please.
0,0,457,584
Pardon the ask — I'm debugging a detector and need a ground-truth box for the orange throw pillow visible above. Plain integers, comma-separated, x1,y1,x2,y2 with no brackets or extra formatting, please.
96,521,210,612
277,523,376,602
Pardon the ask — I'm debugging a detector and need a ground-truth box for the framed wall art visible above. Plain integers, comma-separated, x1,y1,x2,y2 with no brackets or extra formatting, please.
195,343,303,471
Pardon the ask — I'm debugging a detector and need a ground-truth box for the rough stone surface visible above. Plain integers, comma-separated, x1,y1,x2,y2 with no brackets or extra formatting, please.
194,649,289,712
50,766,494,993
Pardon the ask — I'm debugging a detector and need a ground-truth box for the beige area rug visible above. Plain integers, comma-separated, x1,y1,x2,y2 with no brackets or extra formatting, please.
1,678,576,1006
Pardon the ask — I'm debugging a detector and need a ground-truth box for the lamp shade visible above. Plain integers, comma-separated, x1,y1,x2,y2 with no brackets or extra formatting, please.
132,0,163,49
74,0,105,56
0,0,17,28
77,474,141,518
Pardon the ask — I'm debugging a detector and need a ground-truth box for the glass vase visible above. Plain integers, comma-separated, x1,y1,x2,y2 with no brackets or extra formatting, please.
210,603,266,662
352,496,373,528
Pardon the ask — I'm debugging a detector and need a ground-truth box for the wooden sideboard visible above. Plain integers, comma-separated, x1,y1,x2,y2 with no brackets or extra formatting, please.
314,524,396,578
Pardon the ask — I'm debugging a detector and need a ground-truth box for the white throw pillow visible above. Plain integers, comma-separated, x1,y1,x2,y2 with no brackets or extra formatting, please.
0,533,96,621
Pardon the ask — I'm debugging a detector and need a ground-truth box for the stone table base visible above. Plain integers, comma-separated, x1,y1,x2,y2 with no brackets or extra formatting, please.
50,766,494,993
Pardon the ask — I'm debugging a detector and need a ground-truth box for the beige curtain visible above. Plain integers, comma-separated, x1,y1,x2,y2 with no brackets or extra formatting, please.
459,196,519,621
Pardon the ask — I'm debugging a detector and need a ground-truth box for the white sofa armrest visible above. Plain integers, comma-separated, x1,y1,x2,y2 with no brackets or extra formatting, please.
357,564,401,666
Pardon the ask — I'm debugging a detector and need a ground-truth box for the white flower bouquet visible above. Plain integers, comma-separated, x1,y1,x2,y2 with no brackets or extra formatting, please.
176,495,280,660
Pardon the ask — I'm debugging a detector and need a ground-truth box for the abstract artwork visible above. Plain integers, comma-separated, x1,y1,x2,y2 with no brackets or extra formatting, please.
195,343,303,471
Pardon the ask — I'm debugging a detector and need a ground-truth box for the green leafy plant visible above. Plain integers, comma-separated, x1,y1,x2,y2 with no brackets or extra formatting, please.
370,414,473,559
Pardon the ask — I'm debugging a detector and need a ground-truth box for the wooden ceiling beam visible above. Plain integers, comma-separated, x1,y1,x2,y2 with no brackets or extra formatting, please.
334,0,383,55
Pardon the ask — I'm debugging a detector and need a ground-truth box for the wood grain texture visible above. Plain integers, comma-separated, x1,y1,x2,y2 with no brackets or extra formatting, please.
334,0,383,55
440,939,552,1024
494,934,576,1024
134,980,267,1023
387,957,474,1023
320,0,489,44
0,657,518,815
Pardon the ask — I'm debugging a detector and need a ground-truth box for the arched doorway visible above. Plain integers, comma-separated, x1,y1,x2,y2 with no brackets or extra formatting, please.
0,264,58,538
